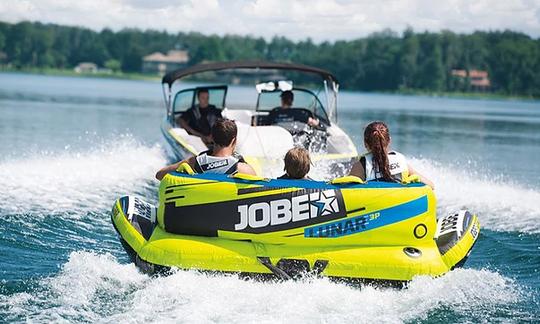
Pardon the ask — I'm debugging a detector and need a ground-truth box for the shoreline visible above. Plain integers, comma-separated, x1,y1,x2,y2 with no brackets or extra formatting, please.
389,89,538,101
0,67,161,82
1,67,537,101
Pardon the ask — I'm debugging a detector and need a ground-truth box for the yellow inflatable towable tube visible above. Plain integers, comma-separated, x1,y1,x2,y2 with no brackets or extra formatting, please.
111,170,479,283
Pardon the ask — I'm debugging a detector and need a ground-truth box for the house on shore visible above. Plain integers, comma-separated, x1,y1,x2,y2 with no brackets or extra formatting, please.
74,62,112,74
142,50,189,75
74,62,98,74
451,69,491,91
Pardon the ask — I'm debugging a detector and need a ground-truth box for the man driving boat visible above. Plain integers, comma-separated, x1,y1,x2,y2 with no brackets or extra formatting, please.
177,88,222,144
267,90,320,127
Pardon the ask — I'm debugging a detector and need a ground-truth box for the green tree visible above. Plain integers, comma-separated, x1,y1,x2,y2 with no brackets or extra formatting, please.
440,30,461,91
0,20,539,97
5,22,34,67
489,34,539,95
398,28,419,89
416,33,445,91
358,30,400,90
104,59,121,72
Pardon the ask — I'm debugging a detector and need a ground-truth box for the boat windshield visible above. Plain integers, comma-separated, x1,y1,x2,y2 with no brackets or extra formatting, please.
163,63,340,124
256,88,330,125
172,86,227,115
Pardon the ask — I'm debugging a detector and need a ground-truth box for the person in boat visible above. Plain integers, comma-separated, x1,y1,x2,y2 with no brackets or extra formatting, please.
267,90,320,127
278,147,312,180
349,121,435,189
156,119,256,180
176,88,222,144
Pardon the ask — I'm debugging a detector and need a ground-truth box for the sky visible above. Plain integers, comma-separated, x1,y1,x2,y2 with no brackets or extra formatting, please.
1,0,539,42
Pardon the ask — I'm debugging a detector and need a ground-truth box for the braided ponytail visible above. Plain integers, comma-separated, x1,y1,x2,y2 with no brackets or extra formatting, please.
364,121,392,181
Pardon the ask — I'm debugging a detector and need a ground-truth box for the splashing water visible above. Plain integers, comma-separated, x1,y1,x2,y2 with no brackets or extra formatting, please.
0,136,166,216
0,251,525,323
409,158,540,234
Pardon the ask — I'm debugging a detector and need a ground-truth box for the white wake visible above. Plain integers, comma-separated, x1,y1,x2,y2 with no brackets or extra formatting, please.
0,136,166,216
410,158,540,234
0,251,524,323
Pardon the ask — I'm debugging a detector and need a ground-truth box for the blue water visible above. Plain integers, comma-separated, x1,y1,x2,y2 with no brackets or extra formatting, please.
0,72,538,323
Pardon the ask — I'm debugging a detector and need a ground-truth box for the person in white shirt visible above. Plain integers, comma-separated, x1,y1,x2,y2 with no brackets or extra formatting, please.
349,121,434,189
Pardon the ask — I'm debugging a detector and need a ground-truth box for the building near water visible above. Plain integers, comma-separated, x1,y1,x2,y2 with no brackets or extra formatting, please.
142,50,189,75
451,69,491,90
74,62,98,74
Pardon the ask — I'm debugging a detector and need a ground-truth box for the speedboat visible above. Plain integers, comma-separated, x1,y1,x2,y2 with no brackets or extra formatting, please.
160,61,358,178
111,167,480,283
111,61,479,283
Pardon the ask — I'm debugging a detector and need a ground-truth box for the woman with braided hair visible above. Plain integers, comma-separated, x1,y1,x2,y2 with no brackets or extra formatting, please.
349,121,434,189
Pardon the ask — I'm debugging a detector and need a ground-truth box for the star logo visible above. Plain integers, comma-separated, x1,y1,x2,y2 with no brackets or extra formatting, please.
311,190,339,216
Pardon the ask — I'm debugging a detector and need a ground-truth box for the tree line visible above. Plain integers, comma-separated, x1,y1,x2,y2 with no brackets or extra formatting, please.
0,21,539,97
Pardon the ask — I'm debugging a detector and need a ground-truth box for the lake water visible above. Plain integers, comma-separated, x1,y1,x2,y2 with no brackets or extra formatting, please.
0,72,538,323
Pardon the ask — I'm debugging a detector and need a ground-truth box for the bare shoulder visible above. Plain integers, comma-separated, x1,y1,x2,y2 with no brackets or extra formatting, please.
156,157,195,180
175,157,195,170
237,162,257,176
186,156,196,167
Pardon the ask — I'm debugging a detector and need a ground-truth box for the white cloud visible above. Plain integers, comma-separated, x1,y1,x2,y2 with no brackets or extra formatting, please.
0,0,538,41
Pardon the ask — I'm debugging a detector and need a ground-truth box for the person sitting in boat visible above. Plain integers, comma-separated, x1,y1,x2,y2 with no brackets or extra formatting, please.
278,147,312,180
177,88,222,145
267,90,320,127
156,119,256,180
349,121,434,189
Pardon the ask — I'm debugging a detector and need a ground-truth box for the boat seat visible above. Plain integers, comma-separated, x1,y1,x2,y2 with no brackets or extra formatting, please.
235,124,293,158
170,128,208,153
222,108,253,126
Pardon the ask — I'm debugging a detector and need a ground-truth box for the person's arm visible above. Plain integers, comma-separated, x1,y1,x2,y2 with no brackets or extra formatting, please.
178,118,213,144
307,117,320,127
178,117,204,138
408,165,435,190
266,108,280,125
237,162,257,176
155,157,194,180
215,107,223,119
348,160,366,181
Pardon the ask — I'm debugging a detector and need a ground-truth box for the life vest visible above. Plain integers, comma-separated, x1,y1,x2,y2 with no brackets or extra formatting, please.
193,150,243,175
362,150,408,182
192,105,221,130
